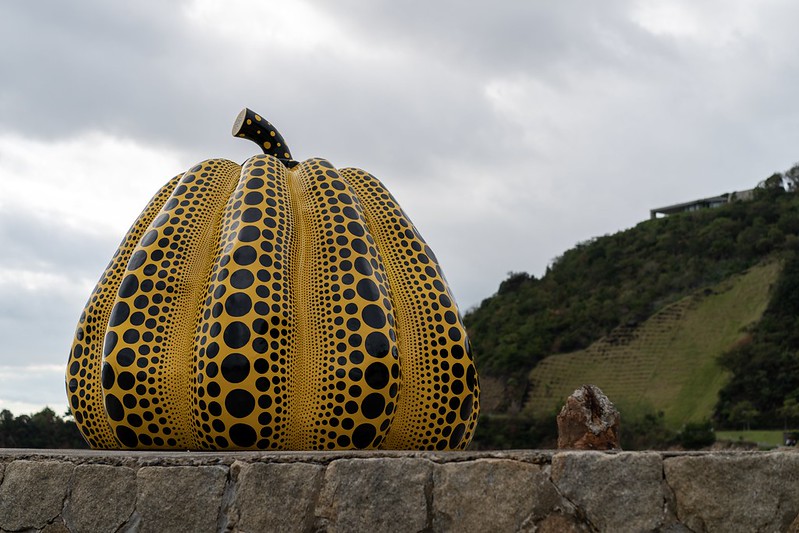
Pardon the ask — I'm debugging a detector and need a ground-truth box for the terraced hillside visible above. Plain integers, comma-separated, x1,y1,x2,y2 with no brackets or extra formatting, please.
523,261,781,428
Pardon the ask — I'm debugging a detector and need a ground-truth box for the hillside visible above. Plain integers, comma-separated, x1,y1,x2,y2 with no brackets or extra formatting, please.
465,170,799,448
524,261,779,428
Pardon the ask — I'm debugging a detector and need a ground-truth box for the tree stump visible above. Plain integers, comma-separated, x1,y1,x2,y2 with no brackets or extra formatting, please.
557,385,621,450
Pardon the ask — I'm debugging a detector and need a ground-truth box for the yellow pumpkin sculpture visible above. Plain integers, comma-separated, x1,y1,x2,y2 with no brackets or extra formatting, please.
66,109,479,450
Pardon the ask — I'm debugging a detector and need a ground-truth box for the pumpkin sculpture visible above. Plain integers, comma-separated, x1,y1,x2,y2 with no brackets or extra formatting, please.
66,109,479,450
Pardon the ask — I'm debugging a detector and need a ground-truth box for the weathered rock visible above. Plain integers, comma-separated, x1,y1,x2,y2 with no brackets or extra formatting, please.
231,461,324,533
535,512,593,533
787,511,799,533
315,458,432,532
665,452,799,532
551,451,665,532
0,460,74,531
64,464,136,533
136,466,227,533
557,384,620,450
432,458,572,532
41,520,70,533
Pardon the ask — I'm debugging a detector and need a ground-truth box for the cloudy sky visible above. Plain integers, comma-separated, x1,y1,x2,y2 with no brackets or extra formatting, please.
2,0,799,415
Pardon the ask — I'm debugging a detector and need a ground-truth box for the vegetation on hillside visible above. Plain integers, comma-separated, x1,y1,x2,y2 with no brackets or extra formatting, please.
716,251,799,429
465,165,799,447
0,408,87,448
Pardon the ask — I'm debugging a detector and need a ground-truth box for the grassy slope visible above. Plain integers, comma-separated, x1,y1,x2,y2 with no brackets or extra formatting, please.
523,261,780,428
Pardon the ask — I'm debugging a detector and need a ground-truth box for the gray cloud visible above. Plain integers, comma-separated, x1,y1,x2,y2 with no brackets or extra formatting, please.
3,1,799,412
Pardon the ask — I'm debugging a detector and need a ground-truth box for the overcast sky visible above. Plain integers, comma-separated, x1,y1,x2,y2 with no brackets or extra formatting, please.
2,0,799,415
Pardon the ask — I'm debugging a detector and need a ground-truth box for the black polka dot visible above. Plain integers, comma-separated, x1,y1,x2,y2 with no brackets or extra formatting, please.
460,395,474,420
221,353,250,383
231,269,255,289
244,191,263,205
347,221,365,236
117,371,135,390
354,257,373,276
206,342,219,358
230,423,257,447
225,293,252,317
224,322,251,349
362,305,386,329
361,393,385,419
105,394,124,421
233,245,257,265
116,425,138,447
225,389,255,418
122,329,139,344
241,208,261,223
239,226,260,242
364,362,390,389
103,331,118,357
356,279,380,301
101,363,115,389
365,332,390,358
141,230,158,246
466,365,476,391
352,423,377,449
128,250,147,270
118,274,139,298
108,302,130,327
117,348,135,367
449,424,466,448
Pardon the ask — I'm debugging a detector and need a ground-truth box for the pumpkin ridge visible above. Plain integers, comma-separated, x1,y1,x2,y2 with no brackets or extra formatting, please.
191,154,297,450
67,173,184,449
100,159,241,448
339,168,480,450
288,158,400,450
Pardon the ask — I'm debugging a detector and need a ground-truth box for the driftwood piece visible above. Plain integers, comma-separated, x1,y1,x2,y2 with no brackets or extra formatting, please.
557,385,621,450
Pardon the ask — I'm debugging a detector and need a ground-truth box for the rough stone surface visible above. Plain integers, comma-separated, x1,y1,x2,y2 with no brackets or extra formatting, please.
3,448,799,532
557,384,621,450
136,465,227,533
65,464,136,533
41,520,70,533
231,461,324,533
552,451,665,532
665,452,799,532
316,457,432,532
432,458,566,532
0,460,74,531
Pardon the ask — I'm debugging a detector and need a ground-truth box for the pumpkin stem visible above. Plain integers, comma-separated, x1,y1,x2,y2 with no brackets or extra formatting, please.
232,108,299,168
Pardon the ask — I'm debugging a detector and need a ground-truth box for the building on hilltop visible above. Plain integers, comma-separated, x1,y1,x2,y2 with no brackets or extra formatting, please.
650,189,754,220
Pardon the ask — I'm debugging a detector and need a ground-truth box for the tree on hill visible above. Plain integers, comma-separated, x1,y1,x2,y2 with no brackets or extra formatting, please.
0,407,88,448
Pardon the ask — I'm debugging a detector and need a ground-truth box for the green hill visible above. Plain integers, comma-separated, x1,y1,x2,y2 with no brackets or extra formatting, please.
524,261,779,428
465,168,799,448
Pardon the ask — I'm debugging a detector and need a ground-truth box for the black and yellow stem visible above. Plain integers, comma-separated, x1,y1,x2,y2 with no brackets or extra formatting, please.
232,108,299,168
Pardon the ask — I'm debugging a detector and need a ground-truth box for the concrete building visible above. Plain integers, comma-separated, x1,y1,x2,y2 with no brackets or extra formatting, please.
650,189,754,220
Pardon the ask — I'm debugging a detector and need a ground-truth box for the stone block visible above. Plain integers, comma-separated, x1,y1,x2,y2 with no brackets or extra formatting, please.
0,460,74,531
315,457,432,532
665,452,799,532
64,464,136,533
230,461,324,533
432,458,568,532
552,451,665,532
136,465,227,533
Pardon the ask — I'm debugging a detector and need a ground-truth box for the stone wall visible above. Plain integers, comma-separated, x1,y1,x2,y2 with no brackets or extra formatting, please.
1,449,799,532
